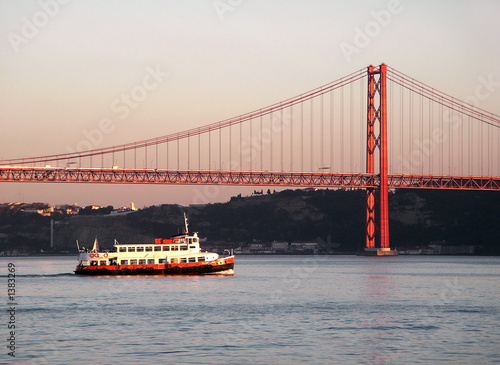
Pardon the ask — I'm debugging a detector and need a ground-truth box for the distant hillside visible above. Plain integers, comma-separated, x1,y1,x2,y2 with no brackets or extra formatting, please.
1,189,499,254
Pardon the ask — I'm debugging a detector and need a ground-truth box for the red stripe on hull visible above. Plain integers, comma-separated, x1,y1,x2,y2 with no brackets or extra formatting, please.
75,257,235,276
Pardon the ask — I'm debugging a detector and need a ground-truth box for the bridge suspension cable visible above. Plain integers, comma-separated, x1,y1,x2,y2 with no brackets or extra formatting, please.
387,66,500,128
385,66,500,177
0,68,366,168
1,63,498,183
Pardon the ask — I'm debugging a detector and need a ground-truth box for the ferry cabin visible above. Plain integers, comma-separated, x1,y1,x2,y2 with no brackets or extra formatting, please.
78,233,219,268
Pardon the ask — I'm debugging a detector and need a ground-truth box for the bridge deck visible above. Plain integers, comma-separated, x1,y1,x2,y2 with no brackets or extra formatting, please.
1,167,499,191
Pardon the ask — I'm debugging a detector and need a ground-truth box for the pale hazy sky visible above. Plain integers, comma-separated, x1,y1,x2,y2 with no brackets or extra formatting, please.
1,0,499,207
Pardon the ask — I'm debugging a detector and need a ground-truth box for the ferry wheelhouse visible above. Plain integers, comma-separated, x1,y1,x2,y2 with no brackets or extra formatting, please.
74,214,234,275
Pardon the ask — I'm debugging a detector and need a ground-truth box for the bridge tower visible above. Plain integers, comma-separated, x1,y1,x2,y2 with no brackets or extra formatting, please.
364,63,397,256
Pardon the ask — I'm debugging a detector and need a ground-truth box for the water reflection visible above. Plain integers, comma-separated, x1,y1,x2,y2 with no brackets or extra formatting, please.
359,259,396,364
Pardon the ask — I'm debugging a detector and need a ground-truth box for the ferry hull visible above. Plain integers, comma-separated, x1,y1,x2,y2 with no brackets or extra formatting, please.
75,257,235,276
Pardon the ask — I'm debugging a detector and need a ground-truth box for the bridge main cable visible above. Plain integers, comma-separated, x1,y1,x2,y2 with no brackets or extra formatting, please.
386,66,500,128
0,68,366,166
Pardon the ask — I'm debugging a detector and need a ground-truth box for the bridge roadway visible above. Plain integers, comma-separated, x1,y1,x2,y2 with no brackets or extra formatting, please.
1,167,499,191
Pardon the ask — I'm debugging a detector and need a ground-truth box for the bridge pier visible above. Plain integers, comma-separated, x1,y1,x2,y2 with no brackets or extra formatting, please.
362,247,398,256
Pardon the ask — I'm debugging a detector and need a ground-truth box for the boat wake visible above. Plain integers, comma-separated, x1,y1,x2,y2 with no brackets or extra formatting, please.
206,269,235,276
0,273,75,278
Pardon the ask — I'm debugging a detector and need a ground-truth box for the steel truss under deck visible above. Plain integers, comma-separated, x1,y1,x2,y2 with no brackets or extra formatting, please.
1,167,499,190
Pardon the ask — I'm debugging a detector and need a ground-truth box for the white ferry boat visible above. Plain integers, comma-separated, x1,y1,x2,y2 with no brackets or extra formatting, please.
74,214,234,275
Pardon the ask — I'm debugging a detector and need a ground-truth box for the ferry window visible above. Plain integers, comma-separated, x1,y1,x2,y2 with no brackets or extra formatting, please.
120,260,128,265
90,261,98,266
145,247,152,252
198,257,205,262
188,257,196,263
170,258,179,264
137,247,144,252
171,246,178,251
189,245,196,249
147,259,155,264
128,247,135,252
180,245,188,251
100,260,106,266
193,238,198,243
139,259,146,265
162,246,170,251
119,247,126,252
159,259,166,264
130,259,138,265
180,258,187,263
188,238,192,244
154,246,161,252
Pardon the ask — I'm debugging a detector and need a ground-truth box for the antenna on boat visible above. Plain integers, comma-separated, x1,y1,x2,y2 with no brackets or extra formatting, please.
92,237,99,252
76,240,80,251
183,212,189,234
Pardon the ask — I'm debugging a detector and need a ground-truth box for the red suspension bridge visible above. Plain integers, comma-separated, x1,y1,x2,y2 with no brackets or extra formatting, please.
1,64,499,253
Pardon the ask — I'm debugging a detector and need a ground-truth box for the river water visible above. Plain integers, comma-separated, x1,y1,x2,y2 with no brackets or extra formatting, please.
2,255,499,364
